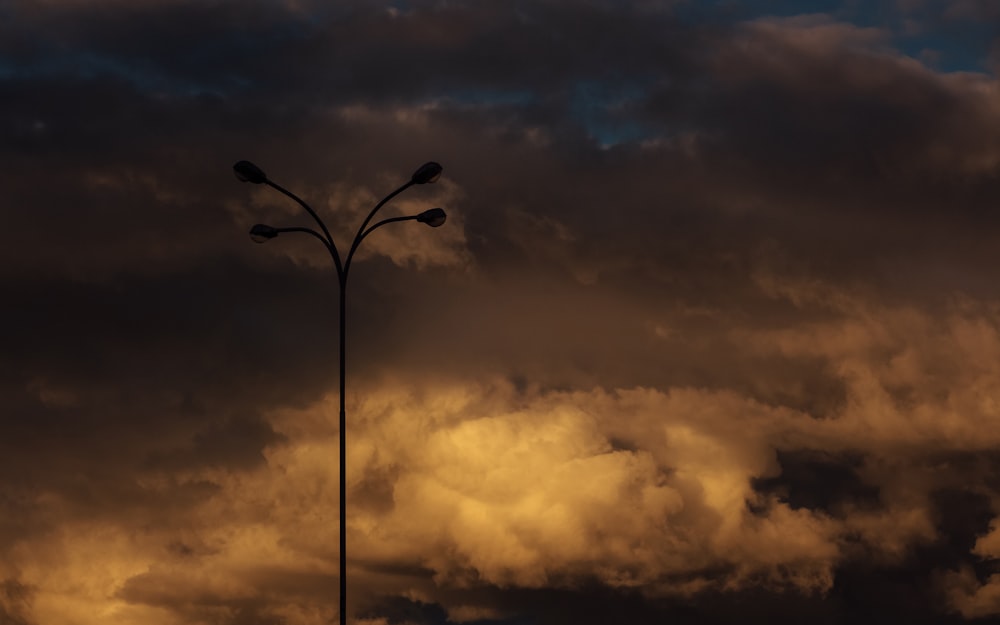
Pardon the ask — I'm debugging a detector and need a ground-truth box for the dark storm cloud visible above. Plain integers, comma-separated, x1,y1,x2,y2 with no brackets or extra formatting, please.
4,0,697,103
5,0,1000,623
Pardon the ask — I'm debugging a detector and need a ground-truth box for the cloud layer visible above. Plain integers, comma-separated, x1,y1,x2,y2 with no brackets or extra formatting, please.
4,1,1000,623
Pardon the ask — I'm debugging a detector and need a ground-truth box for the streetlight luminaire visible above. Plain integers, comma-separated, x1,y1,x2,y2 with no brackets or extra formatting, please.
411,161,443,184
249,224,280,243
417,207,447,227
234,160,268,184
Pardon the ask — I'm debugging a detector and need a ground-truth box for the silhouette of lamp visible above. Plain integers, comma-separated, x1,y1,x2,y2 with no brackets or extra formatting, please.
234,159,446,625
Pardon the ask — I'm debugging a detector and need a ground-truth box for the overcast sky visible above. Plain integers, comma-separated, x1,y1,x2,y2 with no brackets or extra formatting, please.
4,0,1000,623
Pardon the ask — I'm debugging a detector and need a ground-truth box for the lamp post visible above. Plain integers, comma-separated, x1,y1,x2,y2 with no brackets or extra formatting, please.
234,159,446,625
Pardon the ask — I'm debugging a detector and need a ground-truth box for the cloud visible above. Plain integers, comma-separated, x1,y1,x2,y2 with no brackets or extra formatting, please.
4,0,1000,623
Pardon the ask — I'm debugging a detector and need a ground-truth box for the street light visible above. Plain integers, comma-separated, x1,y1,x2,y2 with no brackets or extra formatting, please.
234,159,447,625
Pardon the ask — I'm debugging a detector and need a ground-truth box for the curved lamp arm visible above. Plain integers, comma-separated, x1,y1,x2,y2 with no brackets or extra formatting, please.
344,208,448,280
347,161,443,276
344,215,417,279
266,182,343,268
249,224,343,278
351,182,413,256
233,160,344,276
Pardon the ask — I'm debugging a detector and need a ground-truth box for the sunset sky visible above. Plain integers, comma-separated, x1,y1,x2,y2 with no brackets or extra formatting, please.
5,0,1000,623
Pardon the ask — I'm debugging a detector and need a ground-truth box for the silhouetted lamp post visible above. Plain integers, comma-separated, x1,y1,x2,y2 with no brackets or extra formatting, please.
234,159,446,625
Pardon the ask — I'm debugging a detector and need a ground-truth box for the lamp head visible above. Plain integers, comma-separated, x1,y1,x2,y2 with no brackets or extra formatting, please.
249,224,280,243
234,160,268,184
416,207,447,228
411,161,443,184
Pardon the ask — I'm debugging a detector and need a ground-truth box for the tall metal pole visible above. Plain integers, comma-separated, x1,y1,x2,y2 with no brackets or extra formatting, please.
339,273,347,625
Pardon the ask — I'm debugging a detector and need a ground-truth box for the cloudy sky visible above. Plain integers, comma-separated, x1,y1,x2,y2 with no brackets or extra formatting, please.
4,0,1000,623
